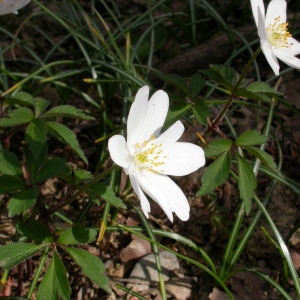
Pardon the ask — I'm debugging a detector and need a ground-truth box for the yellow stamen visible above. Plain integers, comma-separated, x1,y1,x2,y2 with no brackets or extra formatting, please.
134,135,165,173
266,16,292,48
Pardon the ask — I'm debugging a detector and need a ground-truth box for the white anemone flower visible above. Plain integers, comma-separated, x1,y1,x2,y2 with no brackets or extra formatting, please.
250,0,300,75
108,86,205,222
0,0,31,15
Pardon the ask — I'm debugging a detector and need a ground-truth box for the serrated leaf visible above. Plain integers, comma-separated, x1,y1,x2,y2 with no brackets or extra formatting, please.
87,183,126,209
60,169,92,186
198,150,231,196
8,186,38,217
0,174,26,193
247,81,280,96
25,119,47,160
190,73,205,99
155,73,190,95
64,247,111,293
164,103,192,129
34,157,71,183
205,139,232,157
0,107,33,127
36,251,71,300
192,99,208,125
46,121,88,164
236,130,267,146
32,97,51,117
17,220,53,243
0,243,44,269
237,154,257,214
42,105,94,120
0,149,22,176
244,146,278,172
57,225,97,245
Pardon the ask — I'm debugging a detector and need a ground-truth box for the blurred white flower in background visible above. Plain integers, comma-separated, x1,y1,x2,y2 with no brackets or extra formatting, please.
250,0,300,75
0,0,31,15
108,86,205,222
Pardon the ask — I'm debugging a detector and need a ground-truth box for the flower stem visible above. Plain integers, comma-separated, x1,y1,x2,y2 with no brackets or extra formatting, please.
207,47,261,135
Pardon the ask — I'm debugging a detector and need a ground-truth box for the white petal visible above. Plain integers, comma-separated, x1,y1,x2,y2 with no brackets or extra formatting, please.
250,0,265,28
138,172,190,222
274,49,300,70
288,38,300,56
128,165,151,218
265,0,287,26
156,121,184,143
159,142,205,176
108,135,132,170
257,6,267,40
127,86,149,152
138,89,169,143
261,41,280,75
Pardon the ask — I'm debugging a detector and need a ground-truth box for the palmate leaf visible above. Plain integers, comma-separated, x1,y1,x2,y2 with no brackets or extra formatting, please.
0,174,26,193
25,119,47,160
63,247,111,293
0,243,44,269
46,121,88,164
41,105,94,120
192,99,208,126
36,251,71,300
0,107,33,127
237,154,257,214
17,220,53,243
87,182,126,208
57,225,97,245
198,150,231,196
7,186,38,217
205,138,232,157
236,130,267,146
0,149,23,176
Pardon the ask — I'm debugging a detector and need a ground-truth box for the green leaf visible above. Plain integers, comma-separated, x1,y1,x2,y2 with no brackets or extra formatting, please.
244,146,279,173
154,73,190,95
34,157,71,183
60,169,92,186
247,81,280,96
0,107,33,127
198,150,231,196
36,251,71,300
32,97,51,117
190,73,205,99
205,139,232,157
25,119,47,160
0,174,26,193
0,243,44,269
87,183,126,208
7,186,38,217
42,105,94,120
57,225,97,245
46,121,88,164
164,103,192,128
236,130,267,146
64,247,111,293
192,99,208,126
237,154,257,214
0,149,22,176
17,220,53,243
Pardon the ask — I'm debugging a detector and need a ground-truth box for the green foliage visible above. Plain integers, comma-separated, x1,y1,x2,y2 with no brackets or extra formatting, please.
57,225,97,245
36,252,71,300
63,247,111,293
0,243,45,269
17,220,53,243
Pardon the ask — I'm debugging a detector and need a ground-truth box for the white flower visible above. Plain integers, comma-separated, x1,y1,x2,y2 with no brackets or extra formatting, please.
0,0,31,16
108,86,205,222
250,0,300,75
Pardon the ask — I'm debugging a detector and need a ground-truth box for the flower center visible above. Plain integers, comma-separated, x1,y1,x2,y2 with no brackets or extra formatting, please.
134,135,166,173
266,16,292,48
